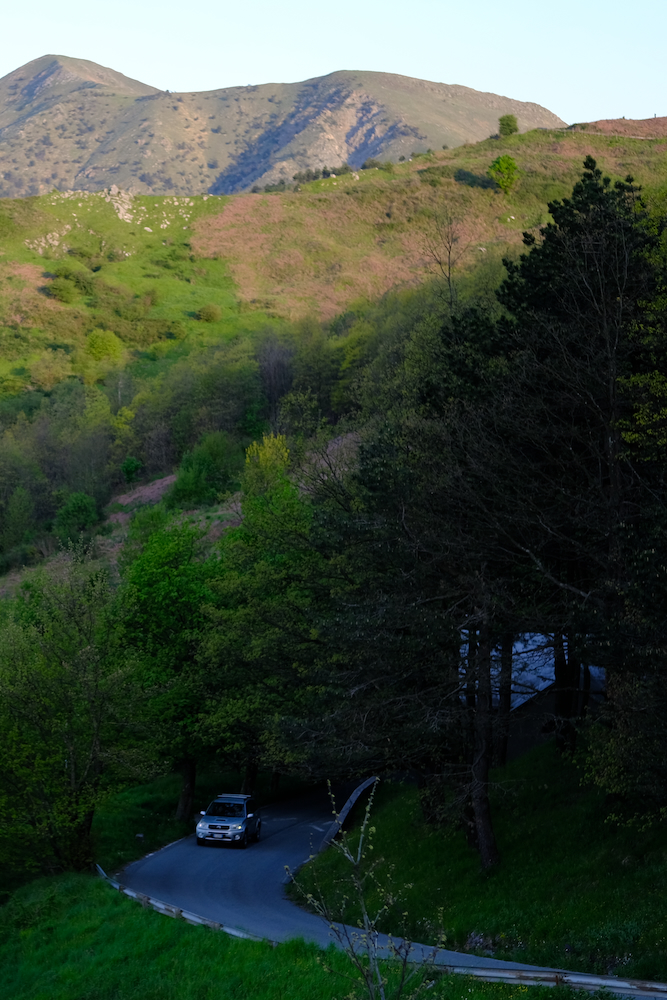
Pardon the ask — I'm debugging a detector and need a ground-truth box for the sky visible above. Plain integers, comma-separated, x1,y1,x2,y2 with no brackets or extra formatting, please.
2,0,665,125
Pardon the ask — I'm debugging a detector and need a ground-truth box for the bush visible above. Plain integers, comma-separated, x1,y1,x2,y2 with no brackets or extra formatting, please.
293,168,322,184
499,114,519,137
196,303,222,323
48,277,77,304
53,492,98,542
86,328,123,362
488,154,519,194
165,432,243,509
120,456,142,484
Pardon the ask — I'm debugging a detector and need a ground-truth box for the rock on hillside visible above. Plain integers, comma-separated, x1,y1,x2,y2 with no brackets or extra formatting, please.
0,55,565,198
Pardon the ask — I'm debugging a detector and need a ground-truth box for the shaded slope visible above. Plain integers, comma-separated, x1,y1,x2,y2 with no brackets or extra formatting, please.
0,57,565,198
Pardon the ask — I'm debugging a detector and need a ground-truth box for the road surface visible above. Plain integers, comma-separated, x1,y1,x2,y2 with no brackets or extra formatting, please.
118,785,546,969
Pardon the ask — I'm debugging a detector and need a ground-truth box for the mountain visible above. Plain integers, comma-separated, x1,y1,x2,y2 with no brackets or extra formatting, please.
0,55,566,198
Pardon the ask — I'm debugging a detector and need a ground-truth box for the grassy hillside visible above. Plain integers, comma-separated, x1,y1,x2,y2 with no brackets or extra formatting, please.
0,55,564,198
2,127,667,573
0,874,579,1000
290,743,667,982
193,129,667,318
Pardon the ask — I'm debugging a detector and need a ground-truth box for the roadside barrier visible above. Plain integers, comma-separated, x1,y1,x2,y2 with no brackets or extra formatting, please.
318,775,378,851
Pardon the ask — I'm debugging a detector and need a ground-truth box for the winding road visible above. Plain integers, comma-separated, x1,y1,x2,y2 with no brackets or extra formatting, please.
118,785,543,970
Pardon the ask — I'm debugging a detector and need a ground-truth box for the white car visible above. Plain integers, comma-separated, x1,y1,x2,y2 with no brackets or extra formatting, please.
196,793,261,848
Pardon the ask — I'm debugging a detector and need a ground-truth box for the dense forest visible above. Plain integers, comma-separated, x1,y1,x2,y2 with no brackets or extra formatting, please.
2,151,667,904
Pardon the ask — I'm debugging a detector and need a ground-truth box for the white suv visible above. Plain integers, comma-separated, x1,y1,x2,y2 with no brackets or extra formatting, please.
196,794,261,848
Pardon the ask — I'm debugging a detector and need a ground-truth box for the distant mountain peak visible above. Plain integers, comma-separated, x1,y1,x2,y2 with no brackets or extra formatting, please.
1,54,158,106
0,56,565,199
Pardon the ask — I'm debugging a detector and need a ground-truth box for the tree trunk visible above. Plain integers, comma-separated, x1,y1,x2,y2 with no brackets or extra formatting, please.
471,625,500,868
466,630,477,710
271,769,281,794
241,758,258,794
581,663,591,715
175,757,196,821
497,632,513,765
554,634,578,752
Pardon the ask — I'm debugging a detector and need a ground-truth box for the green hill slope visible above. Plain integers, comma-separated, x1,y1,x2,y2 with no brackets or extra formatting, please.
1,128,666,573
0,56,565,198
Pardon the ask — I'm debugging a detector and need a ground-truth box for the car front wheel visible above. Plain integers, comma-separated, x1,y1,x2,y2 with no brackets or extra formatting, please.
254,821,261,843
239,832,248,849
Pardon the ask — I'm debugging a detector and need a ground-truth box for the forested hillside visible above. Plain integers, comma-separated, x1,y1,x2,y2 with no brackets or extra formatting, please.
2,127,667,981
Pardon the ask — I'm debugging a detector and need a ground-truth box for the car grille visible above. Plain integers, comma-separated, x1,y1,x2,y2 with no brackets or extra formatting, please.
208,824,229,830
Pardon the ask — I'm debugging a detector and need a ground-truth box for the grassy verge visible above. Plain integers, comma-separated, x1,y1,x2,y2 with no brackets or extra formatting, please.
0,872,589,1000
289,743,667,981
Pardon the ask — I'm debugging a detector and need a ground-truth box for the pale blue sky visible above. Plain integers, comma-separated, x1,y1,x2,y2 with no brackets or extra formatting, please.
3,0,664,125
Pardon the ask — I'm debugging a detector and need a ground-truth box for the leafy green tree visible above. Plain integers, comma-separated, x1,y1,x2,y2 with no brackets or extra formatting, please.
165,431,243,509
54,492,98,542
2,486,33,551
0,556,142,875
498,114,518,137
488,154,518,194
121,519,218,819
200,434,326,788
120,455,142,484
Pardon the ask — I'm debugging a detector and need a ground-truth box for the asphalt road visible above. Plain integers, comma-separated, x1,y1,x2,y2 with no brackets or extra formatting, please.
118,785,547,970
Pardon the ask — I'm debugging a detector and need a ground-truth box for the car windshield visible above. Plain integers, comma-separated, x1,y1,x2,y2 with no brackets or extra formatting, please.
206,801,245,818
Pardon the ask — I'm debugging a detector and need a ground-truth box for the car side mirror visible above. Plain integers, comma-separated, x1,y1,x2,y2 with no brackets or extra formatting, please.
200,810,205,815
247,813,254,818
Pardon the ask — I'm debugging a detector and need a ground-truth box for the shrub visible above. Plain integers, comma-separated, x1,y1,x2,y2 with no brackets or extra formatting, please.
86,328,123,362
499,114,519,137
196,303,222,322
120,456,142,484
293,168,322,184
488,154,519,194
54,492,98,542
165,432,243,509
48,277,76,303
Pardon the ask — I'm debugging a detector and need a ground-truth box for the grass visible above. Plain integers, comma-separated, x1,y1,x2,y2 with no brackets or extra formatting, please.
289,742,667,982
0,188,283,397
3,129,667,399
192,130,667,320
0,872,591,1000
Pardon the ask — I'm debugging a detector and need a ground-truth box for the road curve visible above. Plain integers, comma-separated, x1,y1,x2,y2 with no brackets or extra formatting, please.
117,785,545,970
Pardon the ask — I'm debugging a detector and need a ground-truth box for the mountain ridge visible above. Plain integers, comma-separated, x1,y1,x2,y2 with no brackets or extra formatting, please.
0,55,566,197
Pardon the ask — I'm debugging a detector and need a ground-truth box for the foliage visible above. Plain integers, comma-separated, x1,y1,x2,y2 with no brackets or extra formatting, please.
488,155,518,193
199,433,325,782
293,744,667,981
120,455,142,484
498,114,518,137
291,780,436,1000
165,430,243,509
197,303,222,322
53,491,98,542
0,554,144,877
86,327,124,362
